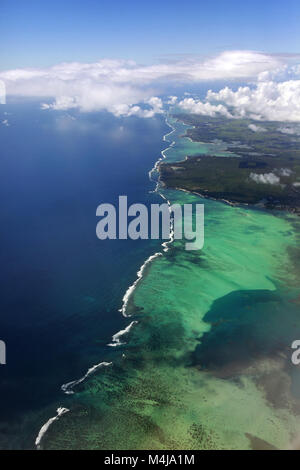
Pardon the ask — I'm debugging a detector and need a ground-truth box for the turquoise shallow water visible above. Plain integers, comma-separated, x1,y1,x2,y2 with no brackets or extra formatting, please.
43,116,300,450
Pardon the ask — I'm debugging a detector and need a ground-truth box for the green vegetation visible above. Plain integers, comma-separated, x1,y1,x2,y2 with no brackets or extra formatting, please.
160,115,300,212
174,114,300,160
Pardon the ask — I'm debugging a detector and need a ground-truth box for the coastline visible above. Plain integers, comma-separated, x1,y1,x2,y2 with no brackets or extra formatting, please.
119,114,179,317
161,181,300,215
36,113,300,451
34,113,176,450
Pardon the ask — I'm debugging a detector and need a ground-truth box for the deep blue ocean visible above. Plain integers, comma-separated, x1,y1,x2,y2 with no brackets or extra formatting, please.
0,100,167,449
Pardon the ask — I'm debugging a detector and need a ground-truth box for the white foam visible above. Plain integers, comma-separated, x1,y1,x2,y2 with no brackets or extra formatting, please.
159,194,175,252
148,117,176,182
163,118,176,143
107,320,138,347
119,116,177,317
35,407,69,450
61,361,112,395
35,115,178,449
119,252,163,317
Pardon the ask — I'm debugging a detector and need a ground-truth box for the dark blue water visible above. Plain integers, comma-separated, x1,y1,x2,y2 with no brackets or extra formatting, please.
0,100,167,449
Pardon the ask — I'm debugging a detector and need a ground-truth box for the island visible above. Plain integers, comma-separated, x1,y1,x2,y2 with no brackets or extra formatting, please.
159,114,300,213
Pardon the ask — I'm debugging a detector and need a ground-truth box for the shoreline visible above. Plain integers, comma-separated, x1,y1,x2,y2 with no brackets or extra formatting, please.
34,112,177,450
119,114,178,315
165,184,300,216
36,114,300,450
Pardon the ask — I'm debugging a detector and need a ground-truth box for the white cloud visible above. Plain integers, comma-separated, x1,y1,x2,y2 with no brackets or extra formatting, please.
278,126,296,134
250,172,280,185
167,95,178,105
248,124,266,132
276,168,293,177
177,78,300,122
1,119,9,127
207,80,300,122
186,50,281,81
278,125,300,135
178,97,233,117
0,51,287,117
42,94,163,118
0,80,6,104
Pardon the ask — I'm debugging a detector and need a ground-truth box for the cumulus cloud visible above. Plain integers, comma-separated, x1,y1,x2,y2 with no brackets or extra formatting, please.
207,80,300,121
178,97,233,117
177,78,300,122
249,168,293,187
276,168,293,177
0,80,6,104
0,51,287,117
278,125,300,135
278,126,296,134
248,124,266,132
42,94,163,118
167,95,178,105
250,172,280,185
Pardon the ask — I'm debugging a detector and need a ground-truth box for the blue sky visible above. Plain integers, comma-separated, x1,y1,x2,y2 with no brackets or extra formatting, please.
0,0,299,69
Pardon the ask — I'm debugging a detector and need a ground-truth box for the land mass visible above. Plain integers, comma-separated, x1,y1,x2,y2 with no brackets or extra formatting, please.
159,114,300,213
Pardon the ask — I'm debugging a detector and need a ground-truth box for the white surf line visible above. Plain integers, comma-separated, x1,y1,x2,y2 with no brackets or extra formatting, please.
148,116,176,181
61,361,112,395
119,252,163,317
107,320,138,347
119,115,177,318
35,113,177,449
160,194,175,253
35,407,70,450
38,363,113,446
